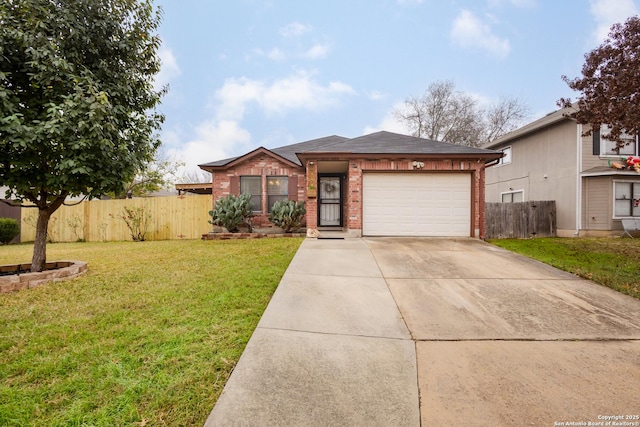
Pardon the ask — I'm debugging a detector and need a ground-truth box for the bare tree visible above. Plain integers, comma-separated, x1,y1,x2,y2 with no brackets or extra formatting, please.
394,80,529,147
179,168,212,184
484,96,530,143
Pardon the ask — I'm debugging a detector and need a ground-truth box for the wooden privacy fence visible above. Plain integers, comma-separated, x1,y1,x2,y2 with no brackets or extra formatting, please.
20,195,213,243
485,201,556,239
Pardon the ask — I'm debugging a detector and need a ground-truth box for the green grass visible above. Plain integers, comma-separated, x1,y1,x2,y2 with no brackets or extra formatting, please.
0,238,303,426
489,237,640,299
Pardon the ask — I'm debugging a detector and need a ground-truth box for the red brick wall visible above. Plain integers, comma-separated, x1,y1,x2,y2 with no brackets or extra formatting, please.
213,155,489,237
305,157,488,238
211,155,306,228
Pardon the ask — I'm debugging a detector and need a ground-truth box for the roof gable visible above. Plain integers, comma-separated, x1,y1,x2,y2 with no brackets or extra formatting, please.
199,146,301,170
199,135,348,169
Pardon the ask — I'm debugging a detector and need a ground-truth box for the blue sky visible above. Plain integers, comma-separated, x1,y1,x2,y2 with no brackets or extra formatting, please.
153,0,639,177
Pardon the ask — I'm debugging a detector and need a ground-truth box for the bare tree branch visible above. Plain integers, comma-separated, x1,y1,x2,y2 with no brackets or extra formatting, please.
394,80,529,146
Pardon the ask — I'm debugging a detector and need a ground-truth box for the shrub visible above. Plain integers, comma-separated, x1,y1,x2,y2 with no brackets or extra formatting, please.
119,206,151,241
66,214,85,242
0,218,20,245
268,200,306,232
209,193,254,233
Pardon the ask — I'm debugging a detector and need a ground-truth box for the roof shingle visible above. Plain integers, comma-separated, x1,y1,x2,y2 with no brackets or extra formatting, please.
199,131,501,169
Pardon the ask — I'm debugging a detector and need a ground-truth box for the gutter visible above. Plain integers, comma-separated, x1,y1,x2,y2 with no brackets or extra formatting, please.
484,157,502,168
575,123,582,236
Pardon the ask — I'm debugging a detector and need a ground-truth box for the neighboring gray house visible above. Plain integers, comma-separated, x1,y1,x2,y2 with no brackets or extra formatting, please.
484,106,640,237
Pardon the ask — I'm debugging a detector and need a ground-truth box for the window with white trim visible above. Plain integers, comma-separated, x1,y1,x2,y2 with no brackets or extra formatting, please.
240,176,262,213
614,181,640,217
497,146,512,165
600,125,638,156
501,190,523,203
267,176,288,213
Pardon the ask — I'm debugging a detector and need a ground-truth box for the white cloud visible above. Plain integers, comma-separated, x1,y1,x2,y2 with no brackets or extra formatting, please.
487,0,536,7
167,120,252,176
279,22,312,38
167,72,355,173
216,72,355,116
367,90,387,101
363,102,413,135
590,0,638,42
509,0,536,6
397,0,424,4
303,43,331,59
450,9,511,59
268,48,286,61
254,47,287,61
154,46,181,91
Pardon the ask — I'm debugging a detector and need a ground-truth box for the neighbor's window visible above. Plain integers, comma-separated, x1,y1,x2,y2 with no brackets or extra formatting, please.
600,125,637,156
614,181,640,217
497,146,512,165
240,176,262,212
501,190,523,203
267,176,288,213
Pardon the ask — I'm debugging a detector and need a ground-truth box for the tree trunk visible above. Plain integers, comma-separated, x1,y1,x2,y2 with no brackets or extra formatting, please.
31,208,52,272
30,194,67,273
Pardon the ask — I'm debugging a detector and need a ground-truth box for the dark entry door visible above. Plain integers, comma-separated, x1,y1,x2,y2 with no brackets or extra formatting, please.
318,176,342,226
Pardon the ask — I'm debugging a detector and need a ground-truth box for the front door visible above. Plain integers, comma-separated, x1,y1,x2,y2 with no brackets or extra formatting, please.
318,175,342,227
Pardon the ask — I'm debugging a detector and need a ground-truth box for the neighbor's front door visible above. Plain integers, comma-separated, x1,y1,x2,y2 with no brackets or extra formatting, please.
318,176,342,227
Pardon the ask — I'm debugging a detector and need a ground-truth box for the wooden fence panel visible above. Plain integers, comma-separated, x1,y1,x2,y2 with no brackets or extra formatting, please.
20,195,212,242
485,201,556,239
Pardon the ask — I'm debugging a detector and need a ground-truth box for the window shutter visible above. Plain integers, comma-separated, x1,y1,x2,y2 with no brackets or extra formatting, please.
230,176,240,195
288,176,298,201
592,129,600,155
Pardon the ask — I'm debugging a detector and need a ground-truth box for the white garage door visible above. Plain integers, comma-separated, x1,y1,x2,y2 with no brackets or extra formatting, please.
363,173,471,237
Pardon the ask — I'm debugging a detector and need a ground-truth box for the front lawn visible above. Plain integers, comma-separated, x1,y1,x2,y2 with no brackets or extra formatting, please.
489,237,640,299
0,238,302,426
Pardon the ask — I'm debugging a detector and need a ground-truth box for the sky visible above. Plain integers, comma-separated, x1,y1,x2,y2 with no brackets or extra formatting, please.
153,0,639,178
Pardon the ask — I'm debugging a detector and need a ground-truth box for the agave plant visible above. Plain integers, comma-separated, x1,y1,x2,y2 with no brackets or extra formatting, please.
268,200,306,233
209,193,254,233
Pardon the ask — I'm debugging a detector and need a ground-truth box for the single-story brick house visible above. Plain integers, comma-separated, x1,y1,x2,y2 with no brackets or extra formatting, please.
199,131,502,238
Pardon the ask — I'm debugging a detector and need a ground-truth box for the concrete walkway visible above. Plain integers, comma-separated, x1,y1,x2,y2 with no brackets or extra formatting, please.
205,238,640,426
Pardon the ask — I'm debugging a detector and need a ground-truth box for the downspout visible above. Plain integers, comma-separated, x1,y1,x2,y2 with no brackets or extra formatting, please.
575,123,582,236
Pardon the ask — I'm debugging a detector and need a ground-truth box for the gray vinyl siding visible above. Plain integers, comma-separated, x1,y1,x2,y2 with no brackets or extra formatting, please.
581,124,620,171
583,176,612,230
485,120,579,232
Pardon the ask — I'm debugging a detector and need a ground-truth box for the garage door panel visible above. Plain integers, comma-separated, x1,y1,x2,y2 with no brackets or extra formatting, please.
363,173,471,237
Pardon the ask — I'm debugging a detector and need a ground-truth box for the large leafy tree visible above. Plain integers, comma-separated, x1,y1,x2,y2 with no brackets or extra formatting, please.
0,0,164,271
558,16,640,147
393,80,529,147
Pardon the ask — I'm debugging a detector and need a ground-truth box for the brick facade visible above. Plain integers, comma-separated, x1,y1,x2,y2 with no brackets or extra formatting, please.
302,157,487,238
209,152,490,238
211,154,306,227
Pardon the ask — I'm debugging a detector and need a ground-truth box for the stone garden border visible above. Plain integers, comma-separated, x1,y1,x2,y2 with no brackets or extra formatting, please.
0,261,88,293
202,232,305,240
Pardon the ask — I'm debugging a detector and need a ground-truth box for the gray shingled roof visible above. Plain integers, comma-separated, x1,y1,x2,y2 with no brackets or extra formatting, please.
271,135,348,165
302,131,500,156
199,135,348,168
199,131,500,169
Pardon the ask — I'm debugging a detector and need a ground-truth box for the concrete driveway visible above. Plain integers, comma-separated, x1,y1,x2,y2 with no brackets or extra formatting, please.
368,238,640,426
205,238,640,426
